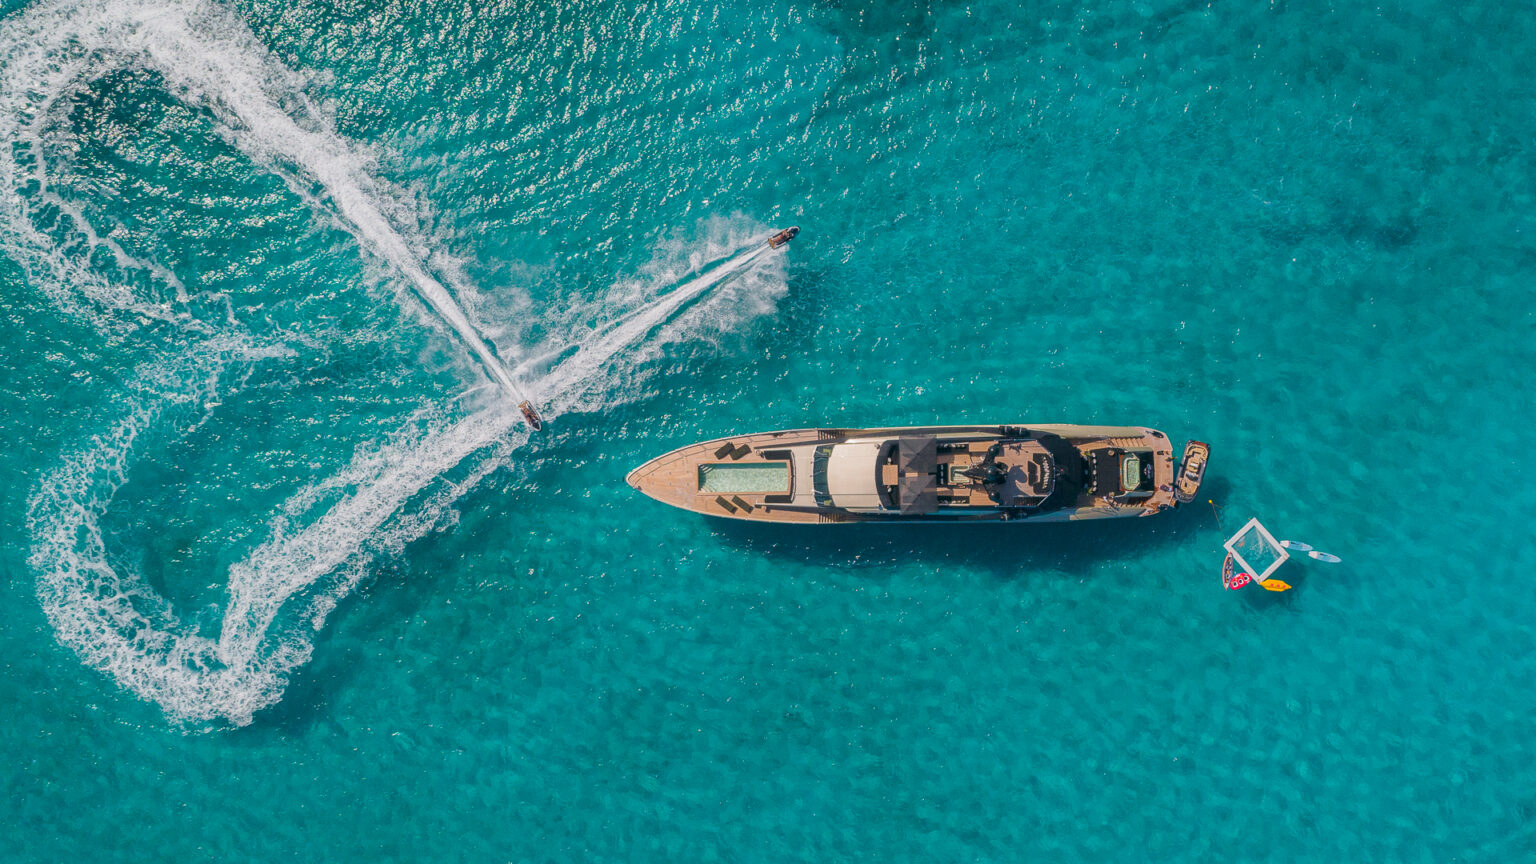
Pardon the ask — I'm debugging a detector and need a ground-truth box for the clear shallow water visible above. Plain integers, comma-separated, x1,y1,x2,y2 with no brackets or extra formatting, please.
1,0,1533,859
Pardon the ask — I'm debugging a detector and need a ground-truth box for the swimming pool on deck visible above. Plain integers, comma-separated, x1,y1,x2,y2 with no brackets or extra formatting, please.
697,462,790,493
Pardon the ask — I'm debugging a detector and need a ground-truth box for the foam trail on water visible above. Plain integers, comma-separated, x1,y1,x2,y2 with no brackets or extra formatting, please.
5,0,789,730
0,0,540,725
0,0,524,399
539,243,772,395
0,8,192,332
28,335,297,724
214,408,524,674
125,6,530,403
215,232,783,685
27,220,784,726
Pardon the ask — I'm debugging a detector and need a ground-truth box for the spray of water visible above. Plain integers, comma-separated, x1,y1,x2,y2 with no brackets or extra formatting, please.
0,0,525,399
30,229,782,725
5,0,791,725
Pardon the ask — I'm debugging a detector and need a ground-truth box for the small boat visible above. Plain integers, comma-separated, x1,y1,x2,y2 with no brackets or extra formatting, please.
1173,440,1209,504
1222,554,1251,590
518,400,543,431
766,226,800,249
626,423,1205,524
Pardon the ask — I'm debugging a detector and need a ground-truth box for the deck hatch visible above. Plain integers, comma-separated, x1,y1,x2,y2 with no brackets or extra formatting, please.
697,462,790,494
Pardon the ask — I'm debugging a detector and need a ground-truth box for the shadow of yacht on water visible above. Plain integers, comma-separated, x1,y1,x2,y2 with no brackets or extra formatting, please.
704,478,1221,582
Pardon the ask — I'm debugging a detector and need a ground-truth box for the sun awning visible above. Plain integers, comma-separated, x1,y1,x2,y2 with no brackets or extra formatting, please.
896,436,936,474
898,473,938,514
894,437,938,514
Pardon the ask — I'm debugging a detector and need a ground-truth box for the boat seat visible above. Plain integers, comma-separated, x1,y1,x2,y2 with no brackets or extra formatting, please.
730,444,752,460
713,442,735,459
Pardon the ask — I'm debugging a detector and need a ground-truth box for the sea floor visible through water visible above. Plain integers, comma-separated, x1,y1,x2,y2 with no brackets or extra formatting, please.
1,0,1534,860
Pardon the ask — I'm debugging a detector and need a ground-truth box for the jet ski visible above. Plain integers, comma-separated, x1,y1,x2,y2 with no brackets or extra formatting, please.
767,226,800,249
518,400,543,431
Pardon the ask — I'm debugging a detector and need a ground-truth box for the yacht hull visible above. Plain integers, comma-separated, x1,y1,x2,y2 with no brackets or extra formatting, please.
625,424,1201,524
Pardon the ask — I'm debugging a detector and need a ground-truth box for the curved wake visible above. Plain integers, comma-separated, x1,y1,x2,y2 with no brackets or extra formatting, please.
6,0,789,726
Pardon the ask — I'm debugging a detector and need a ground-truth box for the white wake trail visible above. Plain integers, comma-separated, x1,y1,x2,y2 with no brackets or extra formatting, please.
0,0,524,397
0,7,191,331
124,1,529,403
136,8,528,402
214,235,783,688
28,226,783,726
5,0,791,728
542,244,772,395
27,335,297,725
0,0,537,725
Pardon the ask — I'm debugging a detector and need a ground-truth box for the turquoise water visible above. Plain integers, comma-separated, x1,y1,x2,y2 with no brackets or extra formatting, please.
3,0,1534,859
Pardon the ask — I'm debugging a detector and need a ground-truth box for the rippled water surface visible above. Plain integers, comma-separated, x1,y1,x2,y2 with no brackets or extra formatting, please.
2,0,1533,860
